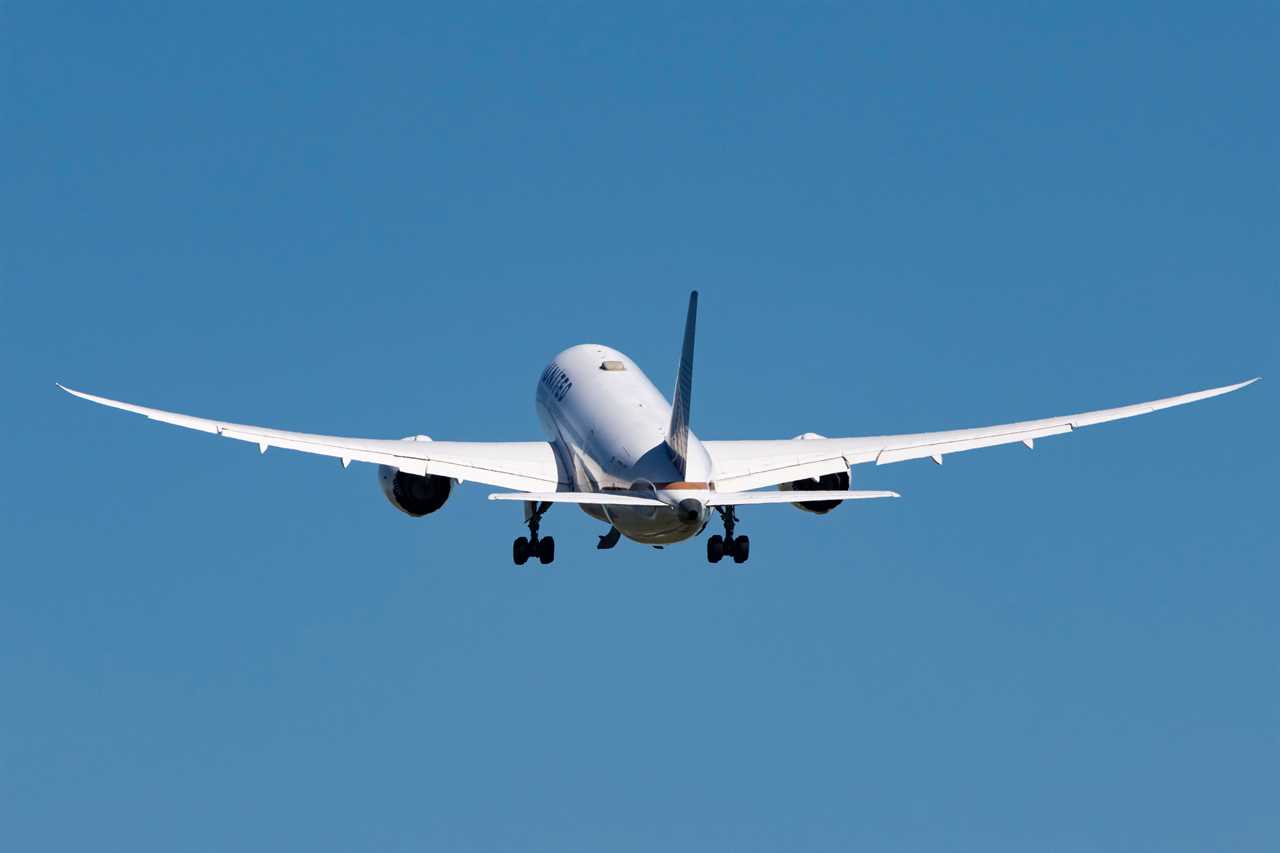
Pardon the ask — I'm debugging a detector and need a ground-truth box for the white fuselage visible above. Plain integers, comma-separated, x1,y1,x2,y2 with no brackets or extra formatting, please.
535,344,713,544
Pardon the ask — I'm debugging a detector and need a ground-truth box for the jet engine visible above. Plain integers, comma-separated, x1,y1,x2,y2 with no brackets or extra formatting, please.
779,470,851,514
777,432,850,514
379,466,453,517
377,435,452,517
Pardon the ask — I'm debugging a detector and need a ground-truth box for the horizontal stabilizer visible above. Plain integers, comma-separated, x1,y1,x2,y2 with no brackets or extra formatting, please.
706,490,899,506
490,489,898,507
488,491,667,507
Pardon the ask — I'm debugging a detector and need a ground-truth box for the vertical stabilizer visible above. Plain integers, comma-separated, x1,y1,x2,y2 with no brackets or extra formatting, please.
667,291,698,477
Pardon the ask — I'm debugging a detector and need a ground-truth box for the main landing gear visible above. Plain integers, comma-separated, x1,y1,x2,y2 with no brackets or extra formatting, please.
513,501,555,565
707,505,750,564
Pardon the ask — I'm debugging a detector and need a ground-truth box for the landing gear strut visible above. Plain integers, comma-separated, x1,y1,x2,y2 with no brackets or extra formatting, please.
513,501,555,565
707,506,750,564
596,526,621,550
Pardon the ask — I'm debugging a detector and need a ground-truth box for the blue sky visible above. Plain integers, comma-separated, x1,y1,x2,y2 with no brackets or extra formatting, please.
4,3,1277,850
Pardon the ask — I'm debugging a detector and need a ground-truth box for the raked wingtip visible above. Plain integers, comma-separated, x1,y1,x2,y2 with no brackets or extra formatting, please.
1212,377,1259,396
1234,376,1261,389
56,383,86,399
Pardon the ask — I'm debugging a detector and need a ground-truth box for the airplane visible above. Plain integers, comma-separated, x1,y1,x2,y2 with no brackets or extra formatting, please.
58,292,1257,565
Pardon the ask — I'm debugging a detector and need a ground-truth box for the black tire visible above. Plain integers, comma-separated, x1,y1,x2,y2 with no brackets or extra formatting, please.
513,536,530,565
538,536,555,564
732,535,750,564
707,534,724,563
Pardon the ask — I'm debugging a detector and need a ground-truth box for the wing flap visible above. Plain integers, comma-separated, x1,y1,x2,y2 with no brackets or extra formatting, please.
874,423,1074,465
217,426,432,474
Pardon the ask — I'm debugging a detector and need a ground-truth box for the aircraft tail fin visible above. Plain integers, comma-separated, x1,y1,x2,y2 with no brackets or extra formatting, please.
667,291,698,477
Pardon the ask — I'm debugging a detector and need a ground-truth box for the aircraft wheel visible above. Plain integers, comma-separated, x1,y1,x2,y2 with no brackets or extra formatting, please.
513,537,531,565
538,536,556,565
707,535,724,563
732,535,750,564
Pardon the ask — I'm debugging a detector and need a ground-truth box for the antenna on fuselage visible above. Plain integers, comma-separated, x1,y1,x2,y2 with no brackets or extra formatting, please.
666,291,698,478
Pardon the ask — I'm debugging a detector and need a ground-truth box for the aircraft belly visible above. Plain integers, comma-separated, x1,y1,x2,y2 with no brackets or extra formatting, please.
607,505,703,545
576,502,611,524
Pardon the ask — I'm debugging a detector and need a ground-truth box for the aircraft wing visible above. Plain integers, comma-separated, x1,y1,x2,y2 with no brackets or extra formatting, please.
58,384,566,492
704,378,1259,492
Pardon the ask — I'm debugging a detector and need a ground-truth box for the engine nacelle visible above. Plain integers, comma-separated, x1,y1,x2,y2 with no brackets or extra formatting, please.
377,435,452,517
777,432,850,514
779,470,851,514
379,466,453,517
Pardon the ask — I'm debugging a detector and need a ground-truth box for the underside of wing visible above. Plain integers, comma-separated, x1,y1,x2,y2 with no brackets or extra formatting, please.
701,441,855,491
705,377,1258,488
58,384,567,492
